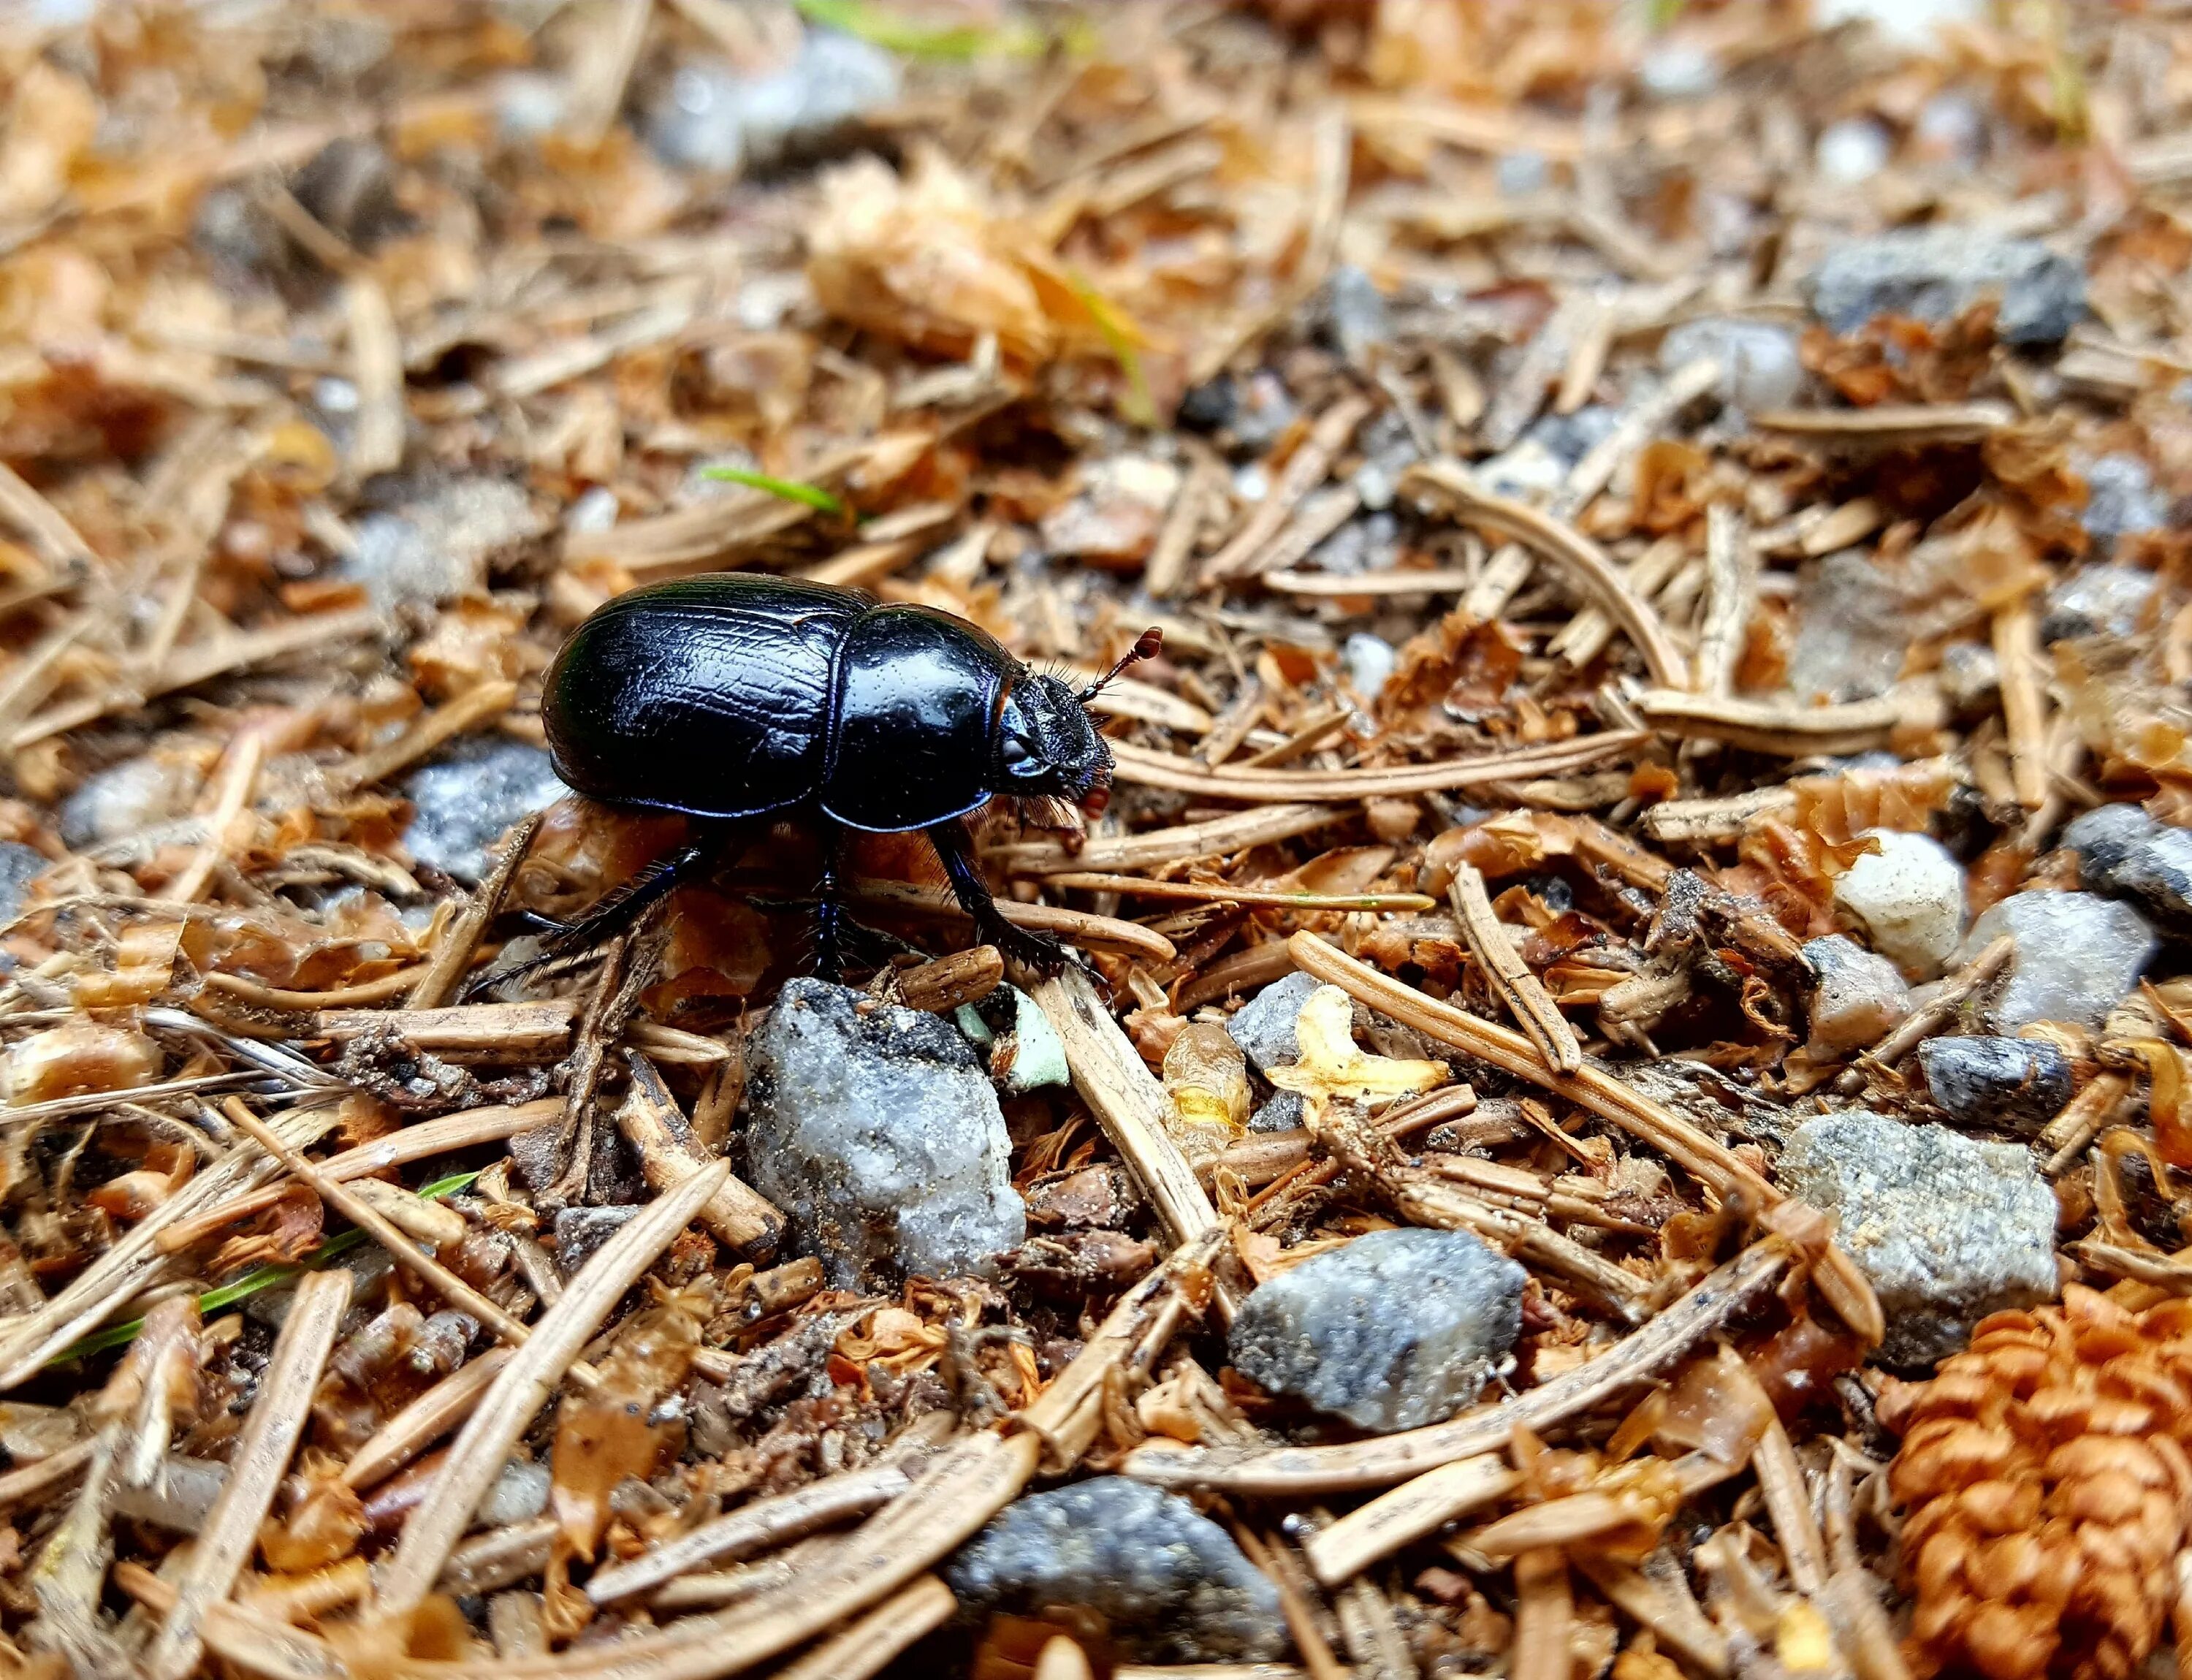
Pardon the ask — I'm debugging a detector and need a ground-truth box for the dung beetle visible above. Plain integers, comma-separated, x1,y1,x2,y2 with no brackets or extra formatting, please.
538,574,1159,976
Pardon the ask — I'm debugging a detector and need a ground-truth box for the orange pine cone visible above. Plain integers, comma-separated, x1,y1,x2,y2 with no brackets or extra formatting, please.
1881,1285,2192,1680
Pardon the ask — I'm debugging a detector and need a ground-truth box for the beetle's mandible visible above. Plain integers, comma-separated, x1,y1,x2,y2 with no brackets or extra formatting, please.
536,574,1158,977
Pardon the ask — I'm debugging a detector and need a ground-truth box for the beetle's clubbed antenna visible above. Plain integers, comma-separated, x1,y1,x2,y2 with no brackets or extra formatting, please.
1076,627,1163,703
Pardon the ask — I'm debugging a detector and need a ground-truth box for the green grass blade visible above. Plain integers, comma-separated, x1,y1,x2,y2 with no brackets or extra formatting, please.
794,0,1035,60
49,1170,483,1366
1065,269,1157,429
699,465,847,516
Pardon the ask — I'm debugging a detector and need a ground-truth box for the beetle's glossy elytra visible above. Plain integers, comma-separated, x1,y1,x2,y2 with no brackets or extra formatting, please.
539,574,1154,975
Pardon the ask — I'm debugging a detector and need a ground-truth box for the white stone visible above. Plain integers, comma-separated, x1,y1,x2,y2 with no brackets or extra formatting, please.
1833,830,1966,980
745,979,1024,1288
1960,891,2158,1031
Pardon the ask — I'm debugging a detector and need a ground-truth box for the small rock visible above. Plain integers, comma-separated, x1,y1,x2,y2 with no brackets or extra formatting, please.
1816,118,1892,183
1310,511,1400,574
475,1459,551,1529
1496,151,1550,197
1790,551,1919,702
59,754,205,851
1659,318,1805,412
1225,971,1321,1076
0,843,47,925
2079,455,2166,550
1819,0,1981,41
1914,91,1985,169
1960,891,2157,1030
742,979,1024,1288
1176,376,1237,433
991,987,1070,1095
1778,1111,2057,1365
945,1481,1283,1664
1038,457,1180,566
645,31,901,173
1833,830,1967,980
2065,802,2155,887
1917,1035,2074,1135
1803,935,1911,1057
1229,1227,1526,1432
343,477,547,612
1320,265,1392,363
1228,372,1298,455
1809,226,2085,345
1528,406,1621,468
552,1206,640,1278
291,138,403,252
1937,642,2000,718
1343,632,1397,701
1249,1091,1306,1133
2041,563,2158,643
1474,438,1567,502
2065,805,2192,939
1639,41,1719,99
402,737,568,885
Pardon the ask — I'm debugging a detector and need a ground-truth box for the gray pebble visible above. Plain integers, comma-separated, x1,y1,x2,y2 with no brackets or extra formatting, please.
0,842,49,925
1229,1227,1525,1432
946,1480,1283,1663
1809,226,2085,344
646,31,900,174
1959,891,2155,1030
343,476,547,612
1225,971,1321,1076
1779,1111,2058,1366
2065,805,2192,940
742,978,1024,1288
553,1206,641,1278
2079,455,2166,550
402,737,568,886
2042,563,2159,644
1659,318,1805,412
1916,1035,2074,1135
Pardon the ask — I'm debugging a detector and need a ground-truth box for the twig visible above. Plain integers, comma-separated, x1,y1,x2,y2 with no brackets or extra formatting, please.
1203,395,1372,582
1032,969,1230,1293
1108,731,1648,802
614,1051,783,1258
1510,1548,1573,1680
330,681,520,794
406,813,541,1009
1638,787,1800,844
1400,461,1689,688
206,969,425,1009
587,1464,913,1606
1234,1526,1349,1680
344,278,405,479
159,1096,560,1252
769,1578,957,1680
2040,1071,2131,1174
1993,598,2049,809
1859,935,2013,1071
850,879,1176,962
1750,401,2011,446
1694,503,1757,699
220,1099,591,1389
1304,1454,1518,1586
1752,1417,1830,1595
1634,684,1945,756
373,1160,728,1613
0,460,96,572
166,730,265,905
1449,862,1580,1073
992,804,1340,873
1122,1237,1789,1494
142,1269,350,1680
1046,874,1435,913
340,1348,514,1491
1146,443,1221,599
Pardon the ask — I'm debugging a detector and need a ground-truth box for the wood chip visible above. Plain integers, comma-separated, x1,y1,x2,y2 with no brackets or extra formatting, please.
1448,861,1581,1073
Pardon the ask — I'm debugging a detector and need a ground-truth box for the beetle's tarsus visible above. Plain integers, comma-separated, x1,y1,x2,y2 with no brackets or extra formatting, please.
813,822,847,983
926,816,1068,976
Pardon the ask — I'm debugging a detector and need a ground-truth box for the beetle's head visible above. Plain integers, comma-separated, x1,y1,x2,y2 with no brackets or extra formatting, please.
997,673,1112,809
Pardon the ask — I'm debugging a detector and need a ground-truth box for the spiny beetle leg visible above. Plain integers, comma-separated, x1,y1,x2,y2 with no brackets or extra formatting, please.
926,816,1070,975
813,821,847,984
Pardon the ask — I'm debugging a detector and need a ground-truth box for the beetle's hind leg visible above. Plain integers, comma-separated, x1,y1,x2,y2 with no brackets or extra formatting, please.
466,824,731,998
813,821,848,984
926,816,1070,975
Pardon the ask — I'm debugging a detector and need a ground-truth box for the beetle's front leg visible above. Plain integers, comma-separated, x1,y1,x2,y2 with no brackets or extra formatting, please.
926,816,1069,974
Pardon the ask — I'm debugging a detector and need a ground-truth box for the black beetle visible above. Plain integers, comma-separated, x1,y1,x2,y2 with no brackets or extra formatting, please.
536,574,1158,976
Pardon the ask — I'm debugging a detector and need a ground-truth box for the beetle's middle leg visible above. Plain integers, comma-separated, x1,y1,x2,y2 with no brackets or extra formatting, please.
813,821,848,984
926,816,1068,973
